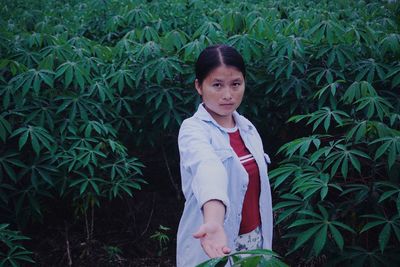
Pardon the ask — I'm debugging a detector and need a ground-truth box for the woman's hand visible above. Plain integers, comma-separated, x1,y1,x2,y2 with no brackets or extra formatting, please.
194,200,232,258
193,221,231,258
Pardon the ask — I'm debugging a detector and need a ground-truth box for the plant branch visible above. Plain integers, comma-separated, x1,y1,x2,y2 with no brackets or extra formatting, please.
161,143,181,200
65,221,72,267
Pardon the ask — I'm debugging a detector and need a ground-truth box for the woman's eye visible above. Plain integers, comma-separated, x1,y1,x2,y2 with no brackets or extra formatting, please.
232,82,241,87
213,83,222,88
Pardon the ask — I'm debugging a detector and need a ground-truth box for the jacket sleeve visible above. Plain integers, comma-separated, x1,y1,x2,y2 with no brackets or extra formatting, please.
178,118,230,213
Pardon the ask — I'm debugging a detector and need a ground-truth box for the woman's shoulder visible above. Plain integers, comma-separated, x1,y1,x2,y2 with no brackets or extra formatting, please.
180,116,206,130
178,116,213,140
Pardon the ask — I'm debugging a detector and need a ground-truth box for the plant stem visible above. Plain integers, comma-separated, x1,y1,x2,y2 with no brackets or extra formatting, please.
90,204,94,240
84,207,90,242
161,143,181,200
65,221,72,267
140,192,156,238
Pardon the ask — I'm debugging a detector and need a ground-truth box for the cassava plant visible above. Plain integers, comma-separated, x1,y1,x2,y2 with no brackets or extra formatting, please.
0,0,399,266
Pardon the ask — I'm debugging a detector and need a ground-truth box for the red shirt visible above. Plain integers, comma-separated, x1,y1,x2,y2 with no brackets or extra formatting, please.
228,129,261,235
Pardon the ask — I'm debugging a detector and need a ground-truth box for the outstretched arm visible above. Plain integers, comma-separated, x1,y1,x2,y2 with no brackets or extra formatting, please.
193,200,231,258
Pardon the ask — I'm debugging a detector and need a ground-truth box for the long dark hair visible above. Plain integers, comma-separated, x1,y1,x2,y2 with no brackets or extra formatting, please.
195,45,246,85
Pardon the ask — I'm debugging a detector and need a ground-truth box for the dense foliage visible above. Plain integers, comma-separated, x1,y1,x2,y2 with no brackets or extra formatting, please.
0,224,34,266
0,0,399,266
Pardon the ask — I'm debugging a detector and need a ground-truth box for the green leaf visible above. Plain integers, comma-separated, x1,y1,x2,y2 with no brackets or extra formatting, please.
313,224,327,255
18,131,29,150
31,134,40,155
378,224,391,253
360,221,385,233
329,224,344,250
293,225,322,250
89,179,100,195
289,219,321,228
397,195,400,216
0,115,11,142
196,256,228,267
79,181,89,195
378,190,398,203
331,221,356,233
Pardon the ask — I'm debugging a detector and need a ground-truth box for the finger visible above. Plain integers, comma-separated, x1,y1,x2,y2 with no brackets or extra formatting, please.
215,247,226,258
219,246,231,257
193,232,206,239
192,227,206,239
222,246,231,254
203,244,217,258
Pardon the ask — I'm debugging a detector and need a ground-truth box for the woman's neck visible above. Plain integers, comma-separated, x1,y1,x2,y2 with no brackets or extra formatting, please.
203,104,235,128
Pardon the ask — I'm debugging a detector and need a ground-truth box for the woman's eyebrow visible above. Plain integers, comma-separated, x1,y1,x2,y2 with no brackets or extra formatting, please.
212,77,243,82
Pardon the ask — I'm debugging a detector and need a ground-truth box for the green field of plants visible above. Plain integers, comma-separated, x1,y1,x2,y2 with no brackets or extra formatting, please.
1,0,399,266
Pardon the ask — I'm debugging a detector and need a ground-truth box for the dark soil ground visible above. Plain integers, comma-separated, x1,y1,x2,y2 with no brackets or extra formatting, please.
28,147,182,267
29,190,181,267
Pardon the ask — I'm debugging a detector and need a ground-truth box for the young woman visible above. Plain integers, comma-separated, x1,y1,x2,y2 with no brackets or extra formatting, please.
176,45,273,266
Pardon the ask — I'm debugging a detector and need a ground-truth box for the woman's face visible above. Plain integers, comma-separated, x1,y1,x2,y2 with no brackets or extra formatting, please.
195,65,245,127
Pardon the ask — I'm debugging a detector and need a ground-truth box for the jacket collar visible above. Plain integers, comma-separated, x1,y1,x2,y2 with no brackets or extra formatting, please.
193,103,253,132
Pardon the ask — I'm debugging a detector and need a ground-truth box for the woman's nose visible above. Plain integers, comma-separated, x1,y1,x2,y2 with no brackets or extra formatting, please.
222,88,233,100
